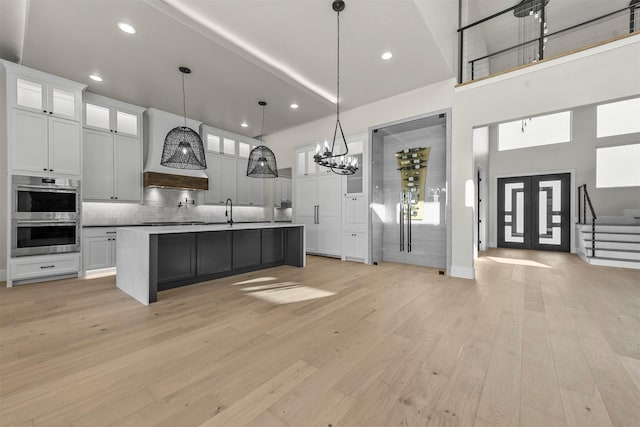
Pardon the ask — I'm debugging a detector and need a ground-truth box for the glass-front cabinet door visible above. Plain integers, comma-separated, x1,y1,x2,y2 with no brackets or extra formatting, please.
83,93,142,137
14,77,79,120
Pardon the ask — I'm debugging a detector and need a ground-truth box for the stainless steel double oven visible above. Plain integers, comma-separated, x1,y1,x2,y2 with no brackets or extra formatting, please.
11,175,81,257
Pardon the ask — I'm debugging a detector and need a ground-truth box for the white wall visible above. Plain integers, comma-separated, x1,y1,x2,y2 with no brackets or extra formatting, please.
487,103,640,246
266,35,640,279
453,35,640,275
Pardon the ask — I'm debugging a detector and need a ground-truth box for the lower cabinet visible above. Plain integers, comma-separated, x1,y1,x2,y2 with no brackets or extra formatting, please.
151,227,303,293
10,253,80,284
343,231,366,261
233,229,261,269
157,233,197,290
83,227,118,271
197,231,232,276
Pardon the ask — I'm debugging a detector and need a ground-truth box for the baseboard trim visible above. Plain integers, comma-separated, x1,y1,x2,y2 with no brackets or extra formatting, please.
450,265,475,279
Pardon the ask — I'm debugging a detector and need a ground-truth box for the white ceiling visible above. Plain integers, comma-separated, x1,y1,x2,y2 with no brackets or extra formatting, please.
0,0,455,137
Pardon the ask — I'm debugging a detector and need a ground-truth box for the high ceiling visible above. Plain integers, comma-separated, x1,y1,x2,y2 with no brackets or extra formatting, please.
0,0,456,137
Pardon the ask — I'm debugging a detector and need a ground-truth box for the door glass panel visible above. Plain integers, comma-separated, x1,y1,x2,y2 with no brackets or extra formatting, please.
223,138,236,155
306,150,317,174
538,180,562,245
207,134,220,152
238,142,251,158
504,182,524,243
86,104,110,130
16,78,43,110
116,111,138,135
51,88,76,117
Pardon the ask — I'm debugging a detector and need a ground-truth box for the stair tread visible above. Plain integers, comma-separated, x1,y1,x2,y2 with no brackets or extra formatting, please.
583,238,640,241
588,256,640,263
591,248,640,253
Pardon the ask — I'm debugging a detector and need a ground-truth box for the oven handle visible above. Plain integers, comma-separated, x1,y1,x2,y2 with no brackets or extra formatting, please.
16,184,79,192
16,220,78,226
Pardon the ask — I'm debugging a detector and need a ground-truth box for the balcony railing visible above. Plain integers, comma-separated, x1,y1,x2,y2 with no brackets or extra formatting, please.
457,0,640,84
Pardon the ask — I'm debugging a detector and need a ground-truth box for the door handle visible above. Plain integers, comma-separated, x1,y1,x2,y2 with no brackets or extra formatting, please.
399,193,404,252
407,194,412,253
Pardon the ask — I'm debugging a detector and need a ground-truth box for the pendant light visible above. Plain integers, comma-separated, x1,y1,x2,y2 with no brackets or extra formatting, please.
161,66,207,170
247,101,278,178
313,0,358,176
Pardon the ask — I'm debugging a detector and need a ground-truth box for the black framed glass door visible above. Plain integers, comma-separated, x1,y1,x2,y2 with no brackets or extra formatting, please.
498,173,570,252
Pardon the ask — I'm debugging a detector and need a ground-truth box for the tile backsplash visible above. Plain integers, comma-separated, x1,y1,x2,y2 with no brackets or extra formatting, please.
83,188,291,225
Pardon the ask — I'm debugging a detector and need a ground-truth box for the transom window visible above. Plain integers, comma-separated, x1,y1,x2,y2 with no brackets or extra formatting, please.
498,111,571,151
596,97,640,138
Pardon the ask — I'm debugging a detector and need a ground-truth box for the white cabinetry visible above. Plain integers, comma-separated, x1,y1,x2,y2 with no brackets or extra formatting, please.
83,228,118,271
274,177,292,207
10,253,80,282
11,102,81,176
203,153,238,205
82,94,145,202
3,60,85,178
201,125,264,206
295,174,342,256
342,194,367,261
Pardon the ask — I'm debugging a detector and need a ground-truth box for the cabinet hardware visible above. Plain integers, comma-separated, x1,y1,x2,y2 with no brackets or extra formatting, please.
43,110,47,113
43,168,47,171
106,231,116,234
40,265,55,269
49,169,53,172
49,111,53,115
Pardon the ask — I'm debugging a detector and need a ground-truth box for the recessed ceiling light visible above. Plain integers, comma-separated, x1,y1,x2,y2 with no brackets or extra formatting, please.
241,122,248,128
89,74,103,82
117,22,136,34
290,103,299,109
381,52,393,61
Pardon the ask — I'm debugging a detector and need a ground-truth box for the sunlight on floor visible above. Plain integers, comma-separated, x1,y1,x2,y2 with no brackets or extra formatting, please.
82,269,116,279
246,286,336,305
231,277,278,285
232,277,336,304
487,256,552,269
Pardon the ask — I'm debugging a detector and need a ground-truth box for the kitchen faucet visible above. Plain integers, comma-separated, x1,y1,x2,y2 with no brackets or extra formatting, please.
225,198,233,226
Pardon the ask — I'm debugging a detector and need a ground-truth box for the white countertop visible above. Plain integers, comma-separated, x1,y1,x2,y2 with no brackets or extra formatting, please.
118,222,304,235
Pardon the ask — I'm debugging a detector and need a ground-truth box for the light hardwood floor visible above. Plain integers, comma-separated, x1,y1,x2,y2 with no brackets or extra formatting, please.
1,249,639,426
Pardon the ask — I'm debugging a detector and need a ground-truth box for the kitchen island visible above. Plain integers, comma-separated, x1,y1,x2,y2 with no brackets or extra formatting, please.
116,223,305,305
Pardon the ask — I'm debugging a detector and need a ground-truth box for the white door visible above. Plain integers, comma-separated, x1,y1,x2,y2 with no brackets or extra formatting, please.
236,159,251,204
250,178,264,206
345,194,366,225
220,156,237,202
316,175,342,256
295,178,317,217
84,237,112,270
11,109,48,173
114,134,141,202
48,86,78,121
83,129,114,200
49,117,81,176
299,216,318,253
204,153,222,204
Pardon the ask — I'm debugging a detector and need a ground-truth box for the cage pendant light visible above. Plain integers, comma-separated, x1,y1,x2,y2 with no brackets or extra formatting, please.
313,0,358,176
161,67,207,170
247,101,278,178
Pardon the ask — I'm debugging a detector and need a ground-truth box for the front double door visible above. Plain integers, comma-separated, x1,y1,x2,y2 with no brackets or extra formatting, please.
498,173,570,252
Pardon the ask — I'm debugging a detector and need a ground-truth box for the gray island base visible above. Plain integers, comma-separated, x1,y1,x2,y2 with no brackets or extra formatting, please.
116,224,305,305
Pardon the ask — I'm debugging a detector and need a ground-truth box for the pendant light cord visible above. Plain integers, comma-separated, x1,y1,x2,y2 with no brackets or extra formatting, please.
182,71,187,127
261,103,265,144
336,9,340,120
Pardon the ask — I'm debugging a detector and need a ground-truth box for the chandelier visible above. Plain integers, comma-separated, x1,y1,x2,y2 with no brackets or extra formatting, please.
247,101,278,178
161,67,207,170
313,0,358,176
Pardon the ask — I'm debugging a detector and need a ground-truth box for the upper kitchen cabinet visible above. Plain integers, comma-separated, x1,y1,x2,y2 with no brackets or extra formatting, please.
1,60,86,177
200,124,264,206
84,92,142,137
296,146,321,177
3,61,84,122
82,93,145,202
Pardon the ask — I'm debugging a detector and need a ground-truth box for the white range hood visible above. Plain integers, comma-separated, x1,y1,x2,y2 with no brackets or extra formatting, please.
143,108,208,190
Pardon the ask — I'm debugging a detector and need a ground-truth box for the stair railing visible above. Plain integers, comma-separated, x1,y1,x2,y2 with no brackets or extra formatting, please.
578,184,597,257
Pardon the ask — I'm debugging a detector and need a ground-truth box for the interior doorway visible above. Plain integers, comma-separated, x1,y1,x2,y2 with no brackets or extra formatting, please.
497,173,571,252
